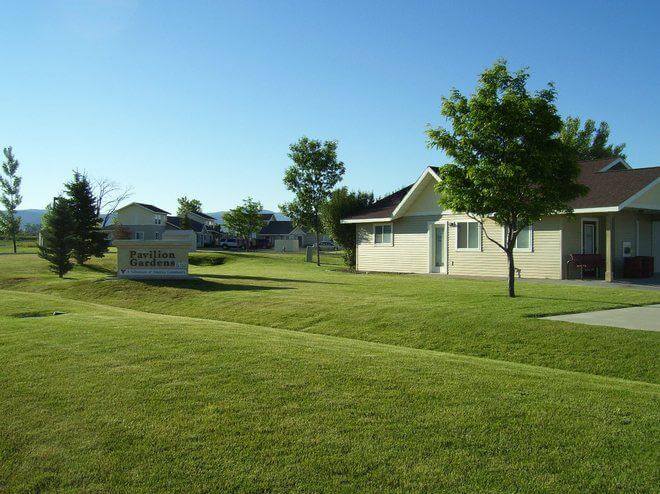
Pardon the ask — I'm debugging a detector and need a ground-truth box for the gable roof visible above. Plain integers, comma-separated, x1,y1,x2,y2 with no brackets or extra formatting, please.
342,159,659,223
259,220,296,235
117,202,170,215
343,185,413,221
189,210,216,221
569,159,660,210
166,216,205,233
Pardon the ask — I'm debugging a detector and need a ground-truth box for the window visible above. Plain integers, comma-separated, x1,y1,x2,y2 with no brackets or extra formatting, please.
503,225,534,251
155,231,161,240
154,215,162,225
374,224,393,245
514,226,532,250
134,231,144,240
456,222,480,250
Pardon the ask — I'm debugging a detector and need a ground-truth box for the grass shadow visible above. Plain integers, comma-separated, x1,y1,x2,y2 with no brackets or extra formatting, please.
79,263,115,275
135,278,292,292
199,273,344,285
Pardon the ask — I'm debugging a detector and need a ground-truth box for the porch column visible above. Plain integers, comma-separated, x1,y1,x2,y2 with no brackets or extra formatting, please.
605,214,614,282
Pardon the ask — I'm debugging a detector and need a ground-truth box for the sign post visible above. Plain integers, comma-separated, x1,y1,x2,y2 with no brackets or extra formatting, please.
114,240,194,279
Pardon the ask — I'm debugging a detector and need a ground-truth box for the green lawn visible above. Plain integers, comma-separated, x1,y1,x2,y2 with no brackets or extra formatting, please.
0,238,38,254
1,251,658,382
0,251,659,491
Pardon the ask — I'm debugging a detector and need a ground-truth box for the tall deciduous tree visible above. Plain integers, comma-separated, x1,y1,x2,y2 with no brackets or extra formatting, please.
38,196,75,278
560,117,626,160
177,196,202,216
93,177,133,227
280,137,345,266
222,197,265,251
177,196,202,230
65,171,108,264
320,187,374,267
0,147,22,254
427,60,587,297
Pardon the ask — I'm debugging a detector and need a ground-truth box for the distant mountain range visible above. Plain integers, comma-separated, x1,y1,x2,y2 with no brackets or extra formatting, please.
15,209,46,225
13,209,288,226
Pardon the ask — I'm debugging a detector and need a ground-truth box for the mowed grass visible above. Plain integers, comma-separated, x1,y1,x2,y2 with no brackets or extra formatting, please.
0,238,38,254
1,291,658,492
1,251,658,382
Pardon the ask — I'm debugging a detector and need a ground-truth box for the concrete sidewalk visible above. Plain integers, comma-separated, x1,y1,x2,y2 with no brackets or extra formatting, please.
544,304,660,332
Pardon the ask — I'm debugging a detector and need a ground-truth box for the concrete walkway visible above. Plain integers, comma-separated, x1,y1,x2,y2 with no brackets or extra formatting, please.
544,304,660,332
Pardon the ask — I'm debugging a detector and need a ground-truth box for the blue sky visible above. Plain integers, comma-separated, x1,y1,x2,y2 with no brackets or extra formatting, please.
2,0,659,212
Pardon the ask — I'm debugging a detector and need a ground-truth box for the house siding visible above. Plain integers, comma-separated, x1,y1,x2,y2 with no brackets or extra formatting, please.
356,215,437,274
356,214,563,278
442,213,563,279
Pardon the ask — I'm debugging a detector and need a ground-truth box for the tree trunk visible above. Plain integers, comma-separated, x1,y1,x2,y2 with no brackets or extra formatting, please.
507,249,516,298
12,234,17,254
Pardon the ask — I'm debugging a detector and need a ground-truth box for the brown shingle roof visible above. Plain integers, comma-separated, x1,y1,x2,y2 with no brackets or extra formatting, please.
569,160,660,209
344,159,659,220
344,185,413,220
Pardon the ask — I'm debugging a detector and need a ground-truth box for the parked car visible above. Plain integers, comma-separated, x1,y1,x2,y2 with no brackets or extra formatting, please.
314,240,338,251
219,238,241,250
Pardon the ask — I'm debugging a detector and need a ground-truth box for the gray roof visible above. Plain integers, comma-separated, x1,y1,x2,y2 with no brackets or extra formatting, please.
190,210,216,221
167,216,205,233
134,203,170,214
260,220,297,235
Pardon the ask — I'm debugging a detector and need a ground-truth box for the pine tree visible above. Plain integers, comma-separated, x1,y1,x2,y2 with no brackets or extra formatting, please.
38,197,75,278
0,147,22,254
65,171,108,264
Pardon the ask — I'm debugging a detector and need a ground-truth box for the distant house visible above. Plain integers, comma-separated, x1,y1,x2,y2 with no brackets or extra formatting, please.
114,202,173,241
166,213,217,248
341,158,660,280
114,202,217,248
257,220,309,247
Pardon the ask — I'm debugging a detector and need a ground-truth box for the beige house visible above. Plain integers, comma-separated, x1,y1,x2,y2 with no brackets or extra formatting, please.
342,158,660,281
113,202,217,248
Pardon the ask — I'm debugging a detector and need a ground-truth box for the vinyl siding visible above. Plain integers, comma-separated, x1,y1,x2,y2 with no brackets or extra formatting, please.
117,204,166,226
356,214,562,278
443,214,562,279
356,215,437,274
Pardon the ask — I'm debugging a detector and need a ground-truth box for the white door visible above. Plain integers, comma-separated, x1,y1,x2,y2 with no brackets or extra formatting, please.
431,223,447,273
653,222,660,273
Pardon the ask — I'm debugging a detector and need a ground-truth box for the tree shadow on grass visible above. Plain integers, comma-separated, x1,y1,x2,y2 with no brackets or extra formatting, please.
79,263,115,275
199,273,344,285
492,294,653,317
135,278,292,292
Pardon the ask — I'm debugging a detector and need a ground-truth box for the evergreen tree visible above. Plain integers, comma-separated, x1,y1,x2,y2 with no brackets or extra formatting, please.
38,197,75,278
0,147,22,254
65,171,108,264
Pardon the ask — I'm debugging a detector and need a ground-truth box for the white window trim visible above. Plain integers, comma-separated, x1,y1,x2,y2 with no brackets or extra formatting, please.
502,225,534,252
455,221,481,251
373,223,394,246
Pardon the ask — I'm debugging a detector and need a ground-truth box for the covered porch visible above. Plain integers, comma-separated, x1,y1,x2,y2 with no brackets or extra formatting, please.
562,209,660,281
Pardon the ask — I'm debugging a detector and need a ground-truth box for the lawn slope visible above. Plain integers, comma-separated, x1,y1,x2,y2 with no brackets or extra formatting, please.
1,251,659,382
1,291,659,492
